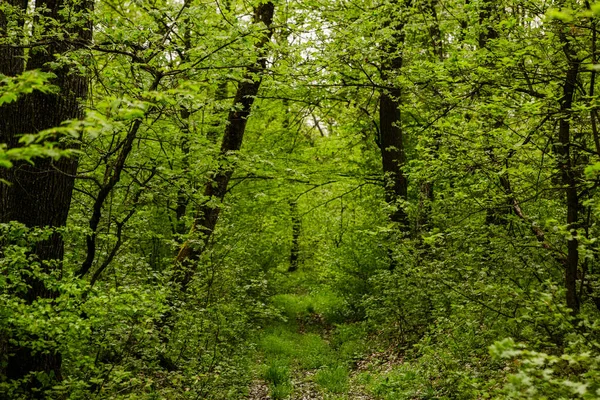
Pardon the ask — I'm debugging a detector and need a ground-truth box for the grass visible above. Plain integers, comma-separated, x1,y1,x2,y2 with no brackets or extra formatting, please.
297,333,336,369
271,290,348,326
331,323,368,363
263,359,291,386
259,328,337,370
270,383,293,399
262,359,293,399
257,291,369,399
314,365,350,394
356,367,433,400
260,328,298,361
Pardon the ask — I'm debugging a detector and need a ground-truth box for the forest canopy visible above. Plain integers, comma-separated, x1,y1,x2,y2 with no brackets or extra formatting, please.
2,0,600,398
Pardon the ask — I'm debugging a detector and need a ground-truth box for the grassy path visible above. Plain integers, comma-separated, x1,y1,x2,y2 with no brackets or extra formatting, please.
248,290,377,400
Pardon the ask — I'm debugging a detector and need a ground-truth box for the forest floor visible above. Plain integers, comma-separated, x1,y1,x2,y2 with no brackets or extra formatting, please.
247,273,402,400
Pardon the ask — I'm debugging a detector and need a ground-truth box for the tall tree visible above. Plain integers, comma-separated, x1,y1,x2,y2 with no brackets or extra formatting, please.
174,1,275,291
379,0,411,234
556,21,581,314
0,0,91,392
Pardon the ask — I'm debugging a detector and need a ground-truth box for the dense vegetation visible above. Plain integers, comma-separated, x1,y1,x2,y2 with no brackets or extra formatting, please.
2,0,600,398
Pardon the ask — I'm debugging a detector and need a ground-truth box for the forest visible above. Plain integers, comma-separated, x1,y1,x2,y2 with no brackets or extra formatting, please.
2,0,600,398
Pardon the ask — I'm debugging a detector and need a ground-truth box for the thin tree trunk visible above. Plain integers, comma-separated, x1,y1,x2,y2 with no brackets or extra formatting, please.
175,0,194,235
175,0,230,234
475,0,511,226
173,2,275,292
288,200,300,272
417,0,443,231
478,0,498,48
557,31,581,314
77,74,162,278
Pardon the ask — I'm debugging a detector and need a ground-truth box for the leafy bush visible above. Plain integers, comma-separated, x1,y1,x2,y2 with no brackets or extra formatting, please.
491,338,600,399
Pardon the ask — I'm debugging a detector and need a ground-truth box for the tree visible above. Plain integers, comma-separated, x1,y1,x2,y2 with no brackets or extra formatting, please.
0,0,91,392
174,1,275,292
379,1,411,233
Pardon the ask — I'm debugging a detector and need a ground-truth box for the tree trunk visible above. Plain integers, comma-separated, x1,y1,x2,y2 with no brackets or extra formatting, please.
557,32,581,314
417,0,443,231
378,1,411,271
288,201,301,272
0,0,91,393
174,2,275,292
379,2,410,232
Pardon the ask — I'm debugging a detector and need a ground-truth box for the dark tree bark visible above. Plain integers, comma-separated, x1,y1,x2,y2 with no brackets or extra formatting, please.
379,89,408,229
288,201,301,272
484,126,514,226
377,1,412,272
173,2,275,292
474,0,511,227
0,0,91,393
557,31,581,315
417,0,444,231
477,0,498,48
379,2,410,233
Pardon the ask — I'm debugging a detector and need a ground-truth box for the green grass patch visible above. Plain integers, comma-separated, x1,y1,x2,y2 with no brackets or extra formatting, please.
259,328,337,370
270,383,293,399
272,293,313,321
260,327,298,361
331,323,368,363
271,290,347,326
262,359,293,400
263,359,291,386
296,333,336,369
257,291,366,399
314,365,349,394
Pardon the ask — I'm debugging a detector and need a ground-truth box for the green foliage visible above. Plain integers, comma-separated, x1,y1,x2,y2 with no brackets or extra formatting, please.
0,222,263,399
4,0,600,398
491,332,600,399
0,70,58,106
